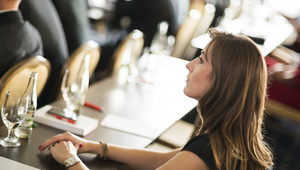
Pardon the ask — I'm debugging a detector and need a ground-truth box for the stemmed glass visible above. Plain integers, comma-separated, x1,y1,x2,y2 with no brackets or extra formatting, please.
0,90,29,147
61,55,90,120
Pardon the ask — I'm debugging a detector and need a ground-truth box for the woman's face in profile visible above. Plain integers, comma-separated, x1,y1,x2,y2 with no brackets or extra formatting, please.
184,43,213,100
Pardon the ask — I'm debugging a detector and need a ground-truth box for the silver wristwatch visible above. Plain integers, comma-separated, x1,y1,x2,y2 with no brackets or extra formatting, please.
64,156,81,168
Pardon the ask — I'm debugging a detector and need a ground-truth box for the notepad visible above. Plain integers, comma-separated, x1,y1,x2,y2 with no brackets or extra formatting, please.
35,105,99,136
100,114,160,139
0,156,40,170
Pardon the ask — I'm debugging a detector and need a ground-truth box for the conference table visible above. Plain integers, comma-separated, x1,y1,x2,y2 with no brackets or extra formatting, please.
0,55,197,170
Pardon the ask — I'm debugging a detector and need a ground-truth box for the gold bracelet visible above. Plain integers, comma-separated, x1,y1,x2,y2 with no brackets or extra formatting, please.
99,141,109,160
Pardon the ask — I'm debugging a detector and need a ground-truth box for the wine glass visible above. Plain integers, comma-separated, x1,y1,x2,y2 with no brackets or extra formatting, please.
0,90,29,147
61,55,90,119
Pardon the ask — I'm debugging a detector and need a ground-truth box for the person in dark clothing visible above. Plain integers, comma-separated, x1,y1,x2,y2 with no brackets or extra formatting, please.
19,0,69,107
0,0,43,77
112,0,189,47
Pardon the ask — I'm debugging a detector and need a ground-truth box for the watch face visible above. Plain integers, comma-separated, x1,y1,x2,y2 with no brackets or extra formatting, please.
65,156,79,167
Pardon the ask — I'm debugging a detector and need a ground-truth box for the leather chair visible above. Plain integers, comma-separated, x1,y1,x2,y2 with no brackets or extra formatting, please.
111,29,144,76
55,40,101,100
184,3,216,60
64,41,100,78
266,45,300,123
172,1,215,60
96,29,144,80
266,99,300,124
0,56,50,100
0,56,51,125
269,45,297,65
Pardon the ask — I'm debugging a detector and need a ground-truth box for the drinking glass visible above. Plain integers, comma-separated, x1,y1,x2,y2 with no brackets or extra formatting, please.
0,90,29,147
61,55,90,119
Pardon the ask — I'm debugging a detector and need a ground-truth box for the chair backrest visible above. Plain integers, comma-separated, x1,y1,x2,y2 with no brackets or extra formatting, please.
184,3,216,60
269,45,299,65
266,99,300,124
171,7,203,59
109,29,144,76
266,46,300,124
0,56,51,106
172,1,216,60
56,40,101,99
64,40,101,78
193,4,216,38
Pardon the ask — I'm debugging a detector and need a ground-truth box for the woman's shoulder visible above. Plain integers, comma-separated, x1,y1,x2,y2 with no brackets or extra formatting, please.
183,134,210,149
182,134,217,170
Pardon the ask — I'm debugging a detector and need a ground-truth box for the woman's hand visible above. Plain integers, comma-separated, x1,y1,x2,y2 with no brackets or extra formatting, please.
39,131,96,154
49,140,80,165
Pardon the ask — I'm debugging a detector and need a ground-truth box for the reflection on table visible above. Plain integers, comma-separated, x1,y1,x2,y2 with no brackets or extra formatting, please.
0,55,197,170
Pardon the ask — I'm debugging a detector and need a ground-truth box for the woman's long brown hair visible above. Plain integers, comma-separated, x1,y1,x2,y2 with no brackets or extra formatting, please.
197,29,273,169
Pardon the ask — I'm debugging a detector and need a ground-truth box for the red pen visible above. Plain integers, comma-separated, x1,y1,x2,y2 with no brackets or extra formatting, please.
84,101,103,112
48,113,76,124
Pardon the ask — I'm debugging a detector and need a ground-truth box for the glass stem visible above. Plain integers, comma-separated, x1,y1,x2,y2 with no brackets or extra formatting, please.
7,128,13,140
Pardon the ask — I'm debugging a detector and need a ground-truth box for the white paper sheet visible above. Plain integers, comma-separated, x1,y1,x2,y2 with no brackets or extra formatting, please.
0,156,40,170
100,114,161,139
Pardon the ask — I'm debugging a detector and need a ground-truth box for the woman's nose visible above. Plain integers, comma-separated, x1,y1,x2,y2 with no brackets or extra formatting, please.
186,58,196,71
186,60,193,72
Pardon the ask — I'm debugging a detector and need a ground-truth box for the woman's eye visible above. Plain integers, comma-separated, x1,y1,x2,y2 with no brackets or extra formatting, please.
199,57,203,64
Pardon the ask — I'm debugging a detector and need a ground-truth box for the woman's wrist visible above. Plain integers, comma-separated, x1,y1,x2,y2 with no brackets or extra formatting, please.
67,161,88,170
84,141,102,155
98,141,109,160
64,155,81,168
75,141,110,159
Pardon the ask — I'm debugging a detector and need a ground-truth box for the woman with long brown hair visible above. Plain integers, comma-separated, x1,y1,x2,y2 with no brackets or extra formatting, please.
39,28,273,170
